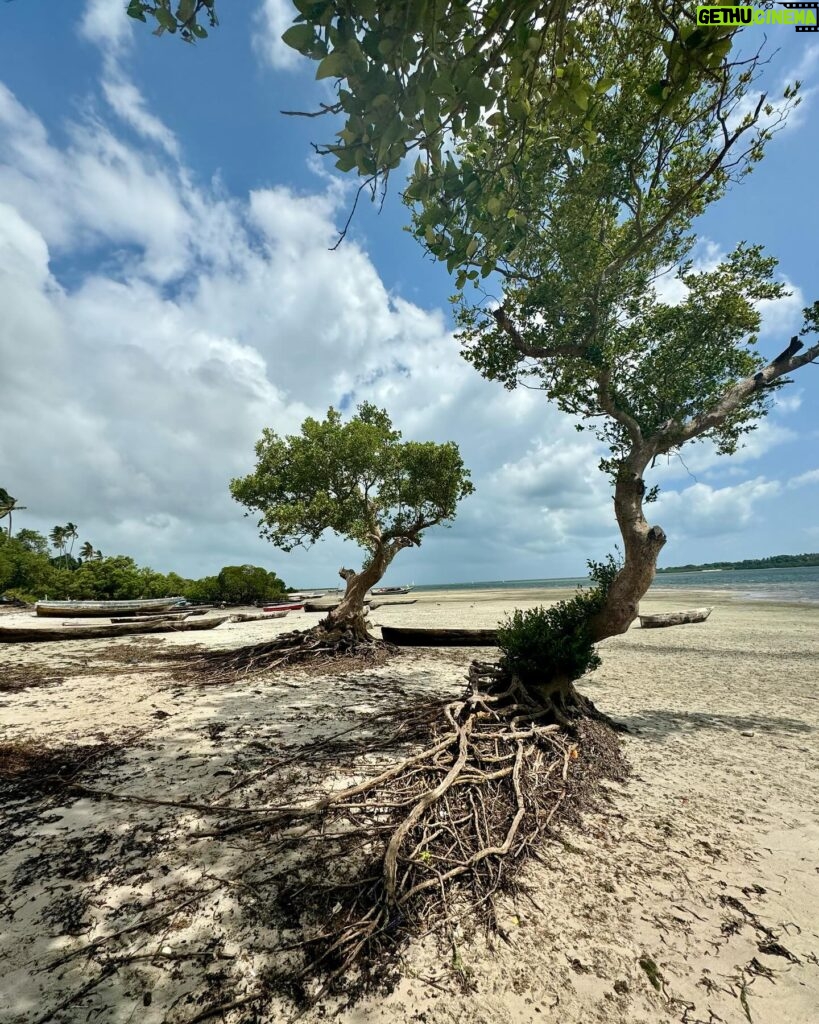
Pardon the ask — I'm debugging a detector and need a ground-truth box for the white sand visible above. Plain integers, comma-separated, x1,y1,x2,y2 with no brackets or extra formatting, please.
1,589,817,1023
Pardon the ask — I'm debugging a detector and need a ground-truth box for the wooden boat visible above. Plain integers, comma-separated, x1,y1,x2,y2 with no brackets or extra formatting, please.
261,602,304,612
0,616,228,644
369,598,418,609
380,626,498,647
371,585,414,596
35,597,183,619
304,598,371,613
228,611,288,622
639,607,713,629
108,612,192,624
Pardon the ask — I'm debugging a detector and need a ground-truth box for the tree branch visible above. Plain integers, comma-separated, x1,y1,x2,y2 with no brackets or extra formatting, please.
655,336,819,450
491,306,591,361
596,367,644,446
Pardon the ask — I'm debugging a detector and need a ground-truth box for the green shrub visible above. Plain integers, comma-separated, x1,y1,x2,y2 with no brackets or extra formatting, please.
496,555,619,684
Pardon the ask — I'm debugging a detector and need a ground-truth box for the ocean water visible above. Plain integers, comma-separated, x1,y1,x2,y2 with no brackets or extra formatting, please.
416,566,819,604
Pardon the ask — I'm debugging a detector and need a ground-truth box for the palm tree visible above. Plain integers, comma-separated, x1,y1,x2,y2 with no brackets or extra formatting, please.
94,549,103,561
80,541,95,561
50,525,67,561
64,523,79,558
0,488,26,538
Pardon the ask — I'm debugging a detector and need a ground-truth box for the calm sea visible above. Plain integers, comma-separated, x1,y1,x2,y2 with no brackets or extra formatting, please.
416,566,819,604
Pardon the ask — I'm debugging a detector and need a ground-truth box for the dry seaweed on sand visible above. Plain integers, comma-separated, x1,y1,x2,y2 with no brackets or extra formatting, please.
0,737,127,803
162,625,397,684
0,662,65,693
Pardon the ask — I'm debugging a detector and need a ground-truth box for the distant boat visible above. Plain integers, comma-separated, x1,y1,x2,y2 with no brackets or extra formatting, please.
35,597,184,619
371,585,414,596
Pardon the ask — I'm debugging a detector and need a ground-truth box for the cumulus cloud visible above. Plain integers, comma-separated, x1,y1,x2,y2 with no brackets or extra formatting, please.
1,73,613,582
653,477,781,539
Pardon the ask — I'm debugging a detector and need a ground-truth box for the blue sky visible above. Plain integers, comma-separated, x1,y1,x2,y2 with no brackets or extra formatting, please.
0,1,817,587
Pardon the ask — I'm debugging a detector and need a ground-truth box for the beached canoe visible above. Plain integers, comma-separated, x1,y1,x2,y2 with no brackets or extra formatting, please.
369,598,418,609
304,599,371,613
380,626,498,647
0,615,228,643
371,585,414,595
639,607,713,628
261,603,304,612
228,611,289,622
35,597,183,619
108,612,192,624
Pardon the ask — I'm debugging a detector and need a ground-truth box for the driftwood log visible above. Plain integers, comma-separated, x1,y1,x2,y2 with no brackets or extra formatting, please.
380,625,498,647
638,607,713,628
0,616,228,644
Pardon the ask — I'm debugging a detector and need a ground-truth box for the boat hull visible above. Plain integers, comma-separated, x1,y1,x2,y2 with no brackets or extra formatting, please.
380,626,498,647
0,615,228,643
35,598,183,618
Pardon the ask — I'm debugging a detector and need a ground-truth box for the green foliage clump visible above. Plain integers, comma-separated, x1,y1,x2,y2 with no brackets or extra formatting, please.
0,529,286,605
496,556,619,685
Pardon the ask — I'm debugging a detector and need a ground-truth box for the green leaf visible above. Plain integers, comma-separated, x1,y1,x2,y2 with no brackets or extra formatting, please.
177,0,195,23
281,24,316,52
155,7,178,31
316,50,349,80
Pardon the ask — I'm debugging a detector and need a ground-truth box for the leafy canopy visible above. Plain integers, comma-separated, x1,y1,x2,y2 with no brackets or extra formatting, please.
230,403,474,555
421,3,807,467
128,3,740,244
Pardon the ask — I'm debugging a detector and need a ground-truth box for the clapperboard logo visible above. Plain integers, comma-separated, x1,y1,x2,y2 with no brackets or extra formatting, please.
784,1,819,30
696,3,819,30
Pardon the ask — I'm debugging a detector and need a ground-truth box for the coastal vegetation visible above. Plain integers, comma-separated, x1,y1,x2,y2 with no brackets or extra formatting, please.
0,526,287,606
658,553,819,573
231,403,473,640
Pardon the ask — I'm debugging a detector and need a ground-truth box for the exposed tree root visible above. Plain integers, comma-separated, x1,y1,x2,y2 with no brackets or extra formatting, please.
191,660,627,1007
30,659,626,1020
164,624,395,683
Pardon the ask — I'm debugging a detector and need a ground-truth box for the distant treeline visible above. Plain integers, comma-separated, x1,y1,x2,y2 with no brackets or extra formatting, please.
657,553,819,573
0,529,287,605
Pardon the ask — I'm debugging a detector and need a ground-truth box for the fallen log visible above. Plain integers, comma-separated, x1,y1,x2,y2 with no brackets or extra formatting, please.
639,607,713,628
369,599,418,609
379,626,498,647
0,616,229,644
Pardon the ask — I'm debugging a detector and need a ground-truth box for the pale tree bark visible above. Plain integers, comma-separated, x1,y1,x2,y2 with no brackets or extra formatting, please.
324,537,416,640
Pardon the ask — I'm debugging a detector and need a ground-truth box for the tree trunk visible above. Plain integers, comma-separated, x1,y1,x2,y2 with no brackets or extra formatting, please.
323,545,393,641
590,457,666,643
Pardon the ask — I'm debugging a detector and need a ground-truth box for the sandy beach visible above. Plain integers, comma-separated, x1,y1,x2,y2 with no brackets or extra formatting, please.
1,588,817,1023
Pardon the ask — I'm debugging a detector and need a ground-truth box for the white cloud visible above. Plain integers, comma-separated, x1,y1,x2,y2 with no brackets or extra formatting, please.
787,468,819,489
253,0,302,71
80,0,133,53
101,73,181,159
653,477,781,538
1,77,610,582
